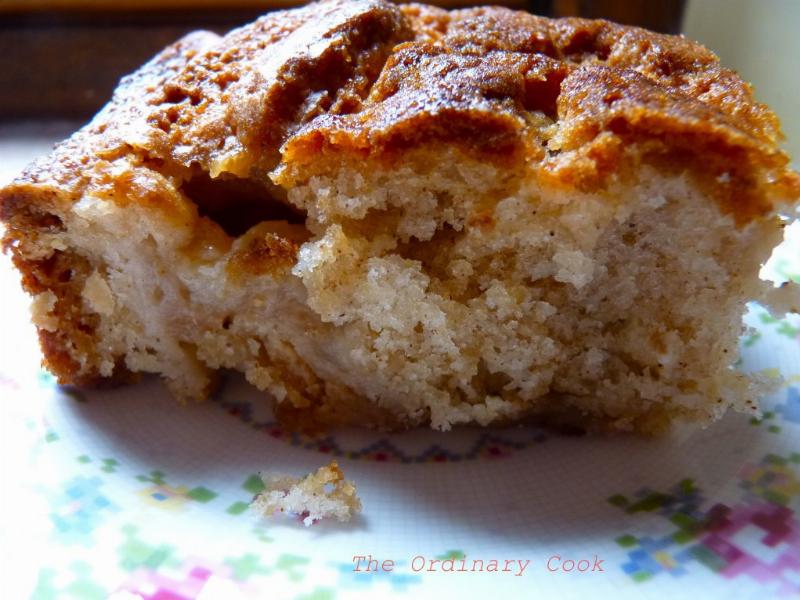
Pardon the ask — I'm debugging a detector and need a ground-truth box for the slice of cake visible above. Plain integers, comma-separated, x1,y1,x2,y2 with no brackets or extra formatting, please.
1,0,798,433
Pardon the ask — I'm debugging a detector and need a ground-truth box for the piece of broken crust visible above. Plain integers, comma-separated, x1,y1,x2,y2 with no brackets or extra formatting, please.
251,461,362,527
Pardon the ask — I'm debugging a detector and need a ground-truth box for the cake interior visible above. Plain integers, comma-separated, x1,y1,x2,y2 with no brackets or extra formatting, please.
6,141,786,433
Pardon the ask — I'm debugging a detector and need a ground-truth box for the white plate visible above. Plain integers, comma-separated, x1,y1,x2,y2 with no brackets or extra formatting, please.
1,147,798,599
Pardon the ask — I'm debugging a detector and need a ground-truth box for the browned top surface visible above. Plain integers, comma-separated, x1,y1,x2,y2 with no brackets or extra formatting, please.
2,0,799,223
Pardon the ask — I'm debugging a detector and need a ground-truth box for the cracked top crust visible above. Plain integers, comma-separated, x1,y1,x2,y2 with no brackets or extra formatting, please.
2,0,799,224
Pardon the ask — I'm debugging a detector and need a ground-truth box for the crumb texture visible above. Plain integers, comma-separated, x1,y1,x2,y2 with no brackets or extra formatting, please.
1,0,798,433
251,461,362,526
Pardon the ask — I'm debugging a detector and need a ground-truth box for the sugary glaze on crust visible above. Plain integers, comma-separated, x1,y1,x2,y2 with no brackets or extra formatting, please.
3,0,798,223
1,0,798,429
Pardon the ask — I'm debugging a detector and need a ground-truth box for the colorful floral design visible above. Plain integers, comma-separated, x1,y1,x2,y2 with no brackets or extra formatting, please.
136,470,218,511
772,257,800,285
612,453,800,594
332,560,422,592
776,387,800,424
117,557,258,599
758,312,800,342
32,562,106,600
115,526,310,598
48,475,119,545
217,398,547,463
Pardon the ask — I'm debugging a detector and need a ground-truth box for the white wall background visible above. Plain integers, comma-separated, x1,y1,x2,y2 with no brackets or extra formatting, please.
683,0,800,168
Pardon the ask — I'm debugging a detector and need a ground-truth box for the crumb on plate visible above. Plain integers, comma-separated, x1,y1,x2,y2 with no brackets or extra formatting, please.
251,460,362,527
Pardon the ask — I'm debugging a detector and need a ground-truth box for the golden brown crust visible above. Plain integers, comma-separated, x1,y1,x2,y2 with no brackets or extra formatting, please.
2,0,797,223
226,225,301,280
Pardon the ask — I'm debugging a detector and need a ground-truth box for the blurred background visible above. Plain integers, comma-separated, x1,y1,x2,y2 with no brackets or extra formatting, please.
0,0,797,180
